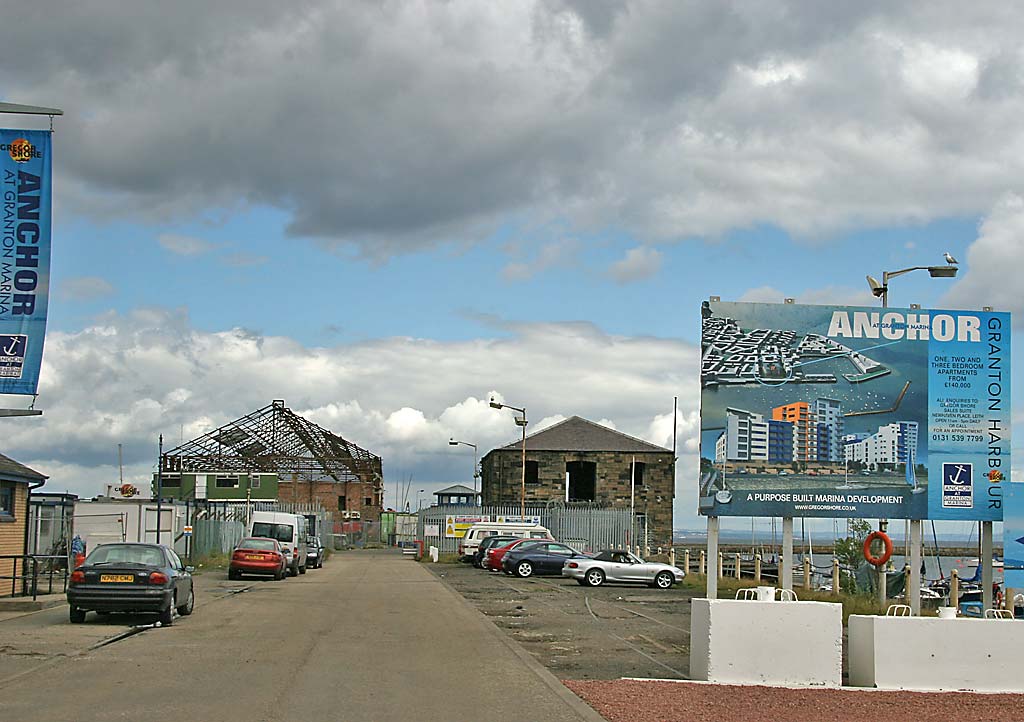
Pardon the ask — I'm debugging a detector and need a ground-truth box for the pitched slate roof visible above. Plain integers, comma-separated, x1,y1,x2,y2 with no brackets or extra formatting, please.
0,452,47,483
494,416,670,454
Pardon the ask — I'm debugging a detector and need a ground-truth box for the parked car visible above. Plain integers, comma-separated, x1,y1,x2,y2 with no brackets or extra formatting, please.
229,537,287,580
483,538,545,571
67,542,194,625
459,522,553,562
305,536,325,569
472,535,520,568
562,550,684,589
501,541,589,578
249,511,308,576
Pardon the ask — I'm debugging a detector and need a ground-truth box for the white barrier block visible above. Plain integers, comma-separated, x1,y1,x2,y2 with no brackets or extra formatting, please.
690,599,842,686
849,615,1024,691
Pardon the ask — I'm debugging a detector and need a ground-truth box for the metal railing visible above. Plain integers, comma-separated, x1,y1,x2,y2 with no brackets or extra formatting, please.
0,554,71,600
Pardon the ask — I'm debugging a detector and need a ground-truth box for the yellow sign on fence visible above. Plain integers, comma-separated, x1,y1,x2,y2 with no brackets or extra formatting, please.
444,515,490,539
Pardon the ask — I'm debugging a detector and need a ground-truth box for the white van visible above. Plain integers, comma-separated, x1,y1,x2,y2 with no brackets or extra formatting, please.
459,523,553,562
249,511,308,576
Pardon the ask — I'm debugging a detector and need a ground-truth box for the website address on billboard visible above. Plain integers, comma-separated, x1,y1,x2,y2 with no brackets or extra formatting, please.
794,504,857,511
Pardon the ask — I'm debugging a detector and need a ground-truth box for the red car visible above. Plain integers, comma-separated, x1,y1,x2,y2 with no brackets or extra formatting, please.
483,538,544,572
229,537,287,581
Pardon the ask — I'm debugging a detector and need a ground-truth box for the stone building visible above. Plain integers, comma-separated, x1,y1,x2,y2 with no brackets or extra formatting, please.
480,416,674,547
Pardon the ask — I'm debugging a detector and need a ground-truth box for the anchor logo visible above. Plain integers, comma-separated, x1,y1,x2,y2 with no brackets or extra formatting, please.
947,464,969,485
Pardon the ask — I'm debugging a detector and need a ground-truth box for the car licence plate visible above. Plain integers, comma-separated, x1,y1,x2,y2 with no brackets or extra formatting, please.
245,555,262,560
99,574,135,583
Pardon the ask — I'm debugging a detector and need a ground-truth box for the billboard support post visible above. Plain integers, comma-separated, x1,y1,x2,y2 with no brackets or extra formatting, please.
781,517,793,591
706,516,719,600
909,519,922,615
982,521,994,610
878,520,887,607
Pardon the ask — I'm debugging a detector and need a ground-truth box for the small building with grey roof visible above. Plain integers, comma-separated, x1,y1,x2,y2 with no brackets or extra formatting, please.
479,416,674,547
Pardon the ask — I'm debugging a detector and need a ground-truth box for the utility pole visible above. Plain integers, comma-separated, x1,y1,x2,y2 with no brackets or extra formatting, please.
156,435,163,545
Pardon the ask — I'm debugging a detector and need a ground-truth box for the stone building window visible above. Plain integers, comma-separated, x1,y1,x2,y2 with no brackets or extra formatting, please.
363,497,372,506
629,461,646,488
337,495,346,511
525,461,540,485
566,461,596,501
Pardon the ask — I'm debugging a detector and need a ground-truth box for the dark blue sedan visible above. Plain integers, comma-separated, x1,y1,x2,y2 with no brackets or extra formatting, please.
67,543,194,626
501,541,588,578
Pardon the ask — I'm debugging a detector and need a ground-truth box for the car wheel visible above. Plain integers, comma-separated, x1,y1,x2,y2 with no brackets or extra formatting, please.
177,587,194,616
69,606,86,624
159,599,174,627
654,571,674,590
228,569,239,581
516,561,534,578
299,565,306,575
289,565,298,577
274,568,283,581
585,568,605,587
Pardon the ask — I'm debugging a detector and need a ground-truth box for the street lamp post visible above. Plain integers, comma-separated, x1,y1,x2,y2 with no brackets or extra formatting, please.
416,489,426,511
865,259,958,308
448,439,479,505
490,398,528,521
864,255,958,613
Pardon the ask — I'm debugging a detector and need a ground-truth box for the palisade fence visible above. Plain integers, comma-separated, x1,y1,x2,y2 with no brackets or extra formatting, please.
414,503,644,555
186,501,333,559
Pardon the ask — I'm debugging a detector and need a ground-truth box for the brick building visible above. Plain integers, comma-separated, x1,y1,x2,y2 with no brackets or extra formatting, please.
480,416,674,547
159,400,383,522
0,452,47,593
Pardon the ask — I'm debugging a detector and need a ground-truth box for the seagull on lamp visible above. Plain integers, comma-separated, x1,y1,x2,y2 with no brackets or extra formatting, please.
944,252,958,265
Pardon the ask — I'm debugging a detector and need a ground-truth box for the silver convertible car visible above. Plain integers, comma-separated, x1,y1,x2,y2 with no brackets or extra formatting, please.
562,550,685,589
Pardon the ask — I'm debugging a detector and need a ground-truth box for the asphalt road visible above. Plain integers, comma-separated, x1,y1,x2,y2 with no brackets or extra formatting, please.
0,550,603,722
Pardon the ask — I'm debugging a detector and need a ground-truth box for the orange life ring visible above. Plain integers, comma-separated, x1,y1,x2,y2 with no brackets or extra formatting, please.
863,531,893,567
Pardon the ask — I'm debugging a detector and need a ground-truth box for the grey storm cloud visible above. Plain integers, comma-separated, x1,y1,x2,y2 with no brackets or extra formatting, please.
5,2,1024,257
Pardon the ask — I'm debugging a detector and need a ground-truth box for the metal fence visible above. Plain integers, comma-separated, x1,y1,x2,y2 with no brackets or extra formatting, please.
0,555,70,599
414,503,639,555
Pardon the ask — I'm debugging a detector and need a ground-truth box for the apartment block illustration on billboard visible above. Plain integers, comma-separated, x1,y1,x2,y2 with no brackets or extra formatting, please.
843,421,919,468
716,398,843,465
772,402,817,462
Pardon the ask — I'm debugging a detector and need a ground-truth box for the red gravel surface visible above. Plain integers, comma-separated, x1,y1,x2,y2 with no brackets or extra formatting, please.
564,679,1024,722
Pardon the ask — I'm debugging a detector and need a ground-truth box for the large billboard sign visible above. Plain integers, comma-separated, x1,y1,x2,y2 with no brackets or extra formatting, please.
0,129,52,395
699,301,1010,520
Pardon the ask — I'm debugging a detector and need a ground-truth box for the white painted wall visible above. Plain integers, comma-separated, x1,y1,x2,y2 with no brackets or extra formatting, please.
74,500,187,555
689,599,842,686
849,615,1024,692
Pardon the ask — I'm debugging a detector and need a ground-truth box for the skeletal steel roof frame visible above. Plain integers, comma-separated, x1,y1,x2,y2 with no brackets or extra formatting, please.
159,400,381,483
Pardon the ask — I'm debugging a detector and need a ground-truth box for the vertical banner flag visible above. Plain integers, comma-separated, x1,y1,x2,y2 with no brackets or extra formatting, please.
0,129,51,395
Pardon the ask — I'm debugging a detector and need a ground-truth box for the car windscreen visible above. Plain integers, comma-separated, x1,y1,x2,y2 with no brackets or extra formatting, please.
86,544,165,567
481,537,516,550
238,538,278,551
251,522,294,542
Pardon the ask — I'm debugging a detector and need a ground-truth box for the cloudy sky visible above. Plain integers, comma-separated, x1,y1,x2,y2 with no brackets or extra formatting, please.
2,1,1022,530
